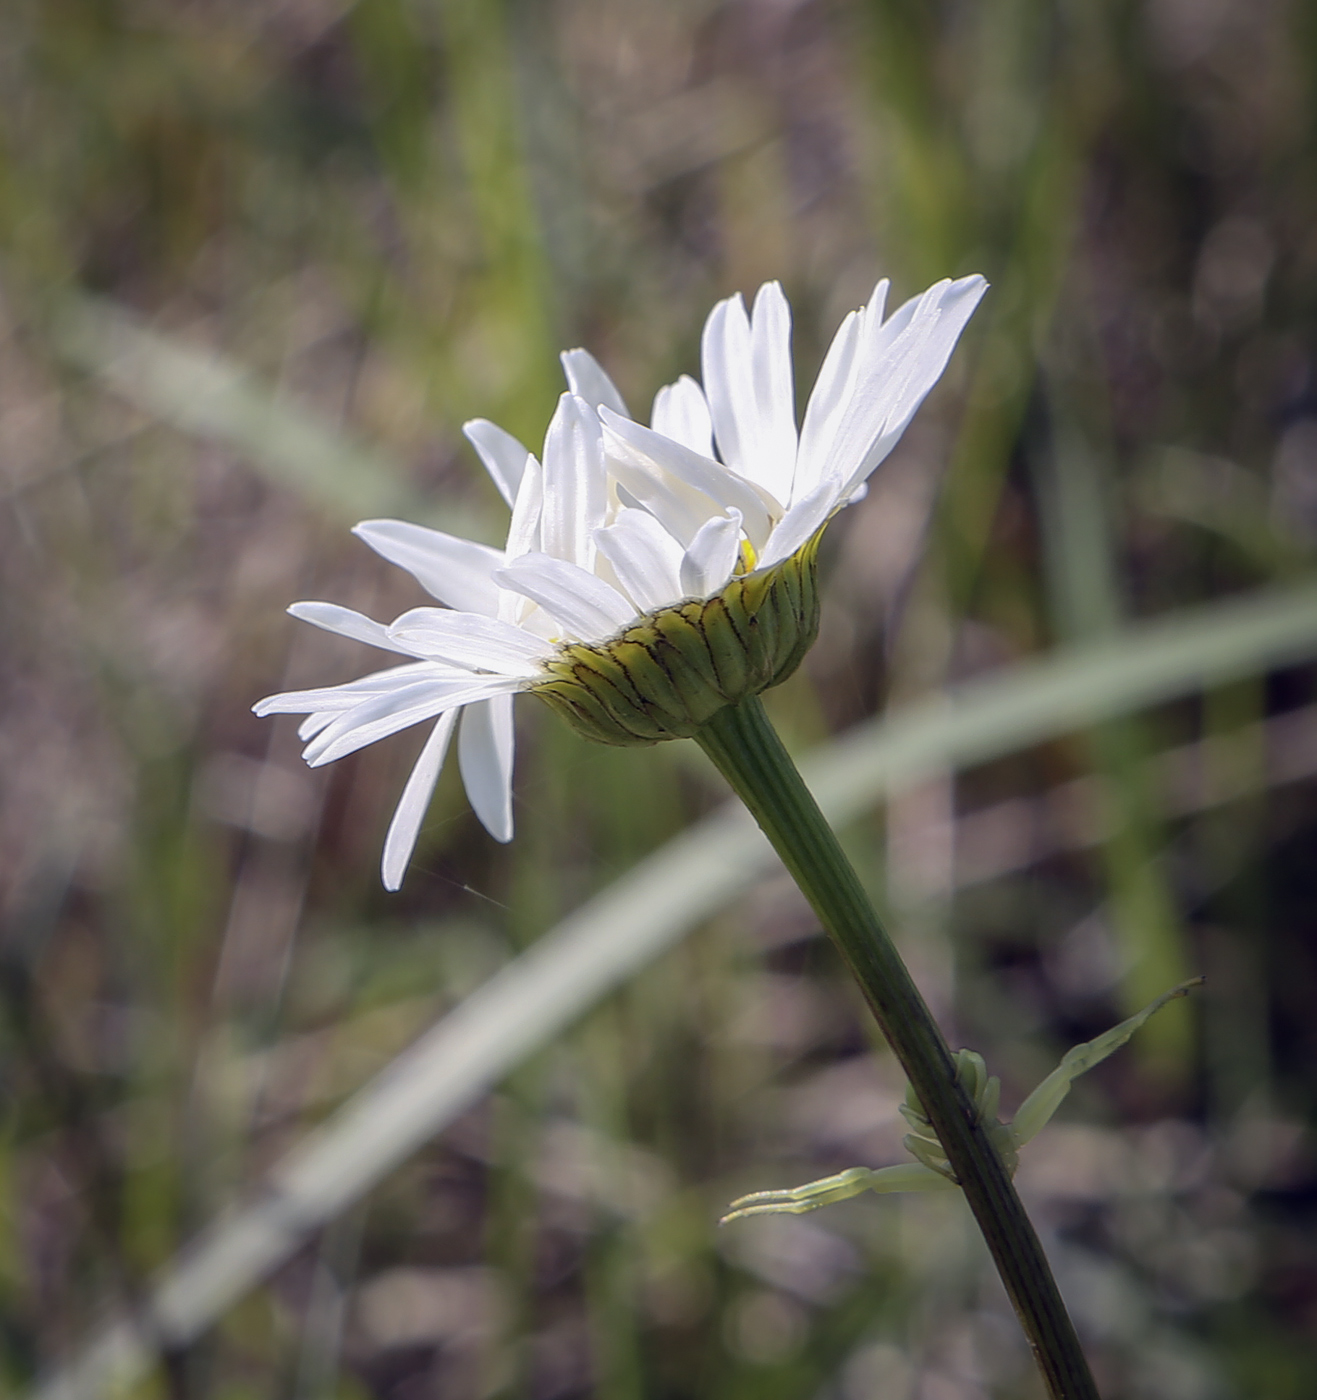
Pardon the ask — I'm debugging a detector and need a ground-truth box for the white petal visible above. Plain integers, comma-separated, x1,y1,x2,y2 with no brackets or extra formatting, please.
606,444,724,547
863,277,891,331
304,675,521,767
463,419,531,508
831,275,987,501
701,283,798,503
593,508,686,613
504,453,543,564
285,601,414,655
860,276,920,361
298,711,336,741
253,661,437,716
353,520,504,616
600,407,776,546
760,479,838,569
747,281,798,501
458,693,516,843
794,307,864,505
701,293,753,471
494,552,636,641
541,394,608,569
387,608,552,674
650,375,714,457
560,349,629,417
680,509,743,597
381,711,459,891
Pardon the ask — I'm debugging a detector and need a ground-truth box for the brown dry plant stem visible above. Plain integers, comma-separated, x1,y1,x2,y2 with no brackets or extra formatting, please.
695,694,1099,1400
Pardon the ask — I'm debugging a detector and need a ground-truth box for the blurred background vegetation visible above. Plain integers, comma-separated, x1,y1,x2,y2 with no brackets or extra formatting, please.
2,1,1316,1397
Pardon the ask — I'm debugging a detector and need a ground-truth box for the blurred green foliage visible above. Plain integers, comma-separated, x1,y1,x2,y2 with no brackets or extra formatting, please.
2,1,1317,1398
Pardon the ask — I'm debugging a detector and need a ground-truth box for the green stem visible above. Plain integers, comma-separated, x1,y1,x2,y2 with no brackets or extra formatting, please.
695,695,1099,1400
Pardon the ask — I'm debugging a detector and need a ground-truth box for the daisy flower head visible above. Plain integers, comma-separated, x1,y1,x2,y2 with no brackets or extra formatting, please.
254,273,986,888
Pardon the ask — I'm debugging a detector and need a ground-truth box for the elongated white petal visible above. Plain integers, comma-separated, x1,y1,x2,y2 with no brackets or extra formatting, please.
860,276,920,361
832,309,943,474
607,445,724,547
701,283,798,503
253,661,438,716
353,520,504,616
560,349,629,417
499,454,545,630
463,419,531,508
680,509,743,598
747,281,798,500
541,394,608,570
593,507,686,613
304,675,521,767
793,280,893,507
794,308,862,504
760,478,837,569
302,680,451,765
600,407,776,546
832,275,987,501
876,274,986,426
381,711,459,891
862,277,890,334
494,552,636,641
387,609,552,674
650,375,714,458
298,711,336,741
504,453,544,565
701,293,753,471
458,693,516,843
285,601,413,655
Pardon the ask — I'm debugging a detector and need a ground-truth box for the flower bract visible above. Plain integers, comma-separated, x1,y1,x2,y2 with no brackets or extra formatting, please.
720,978,1202,1224
254,274,987,888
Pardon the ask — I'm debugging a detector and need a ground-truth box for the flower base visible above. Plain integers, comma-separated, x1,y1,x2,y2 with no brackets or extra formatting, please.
534,533,823,746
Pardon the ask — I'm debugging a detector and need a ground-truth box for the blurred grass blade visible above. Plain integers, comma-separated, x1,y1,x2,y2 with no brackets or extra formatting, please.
806,578,1317,827
30,574,1317,1400
48,295,437,525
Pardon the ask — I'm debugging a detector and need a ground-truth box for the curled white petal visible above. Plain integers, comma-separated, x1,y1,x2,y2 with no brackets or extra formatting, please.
760,479,837,570
304,675,523,767
650,375,714,458
494,552,636,641
679,509,743,598
253,661,437,717
458,693,516,844
541,394,608,570
831,274,988,501
593,508,686,613
387,609,552,675
382,711,459,891
285,601,414,656
702,294,753,477
353,520,504,616
600,407,776,547
298,711,336,741
701,282,798,504
504,453,544,566
463,419,531,508
607,445,725,547
560,349,629,417
795,295,880,506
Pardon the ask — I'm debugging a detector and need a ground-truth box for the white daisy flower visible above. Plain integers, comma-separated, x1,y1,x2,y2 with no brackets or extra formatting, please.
254,274,986,889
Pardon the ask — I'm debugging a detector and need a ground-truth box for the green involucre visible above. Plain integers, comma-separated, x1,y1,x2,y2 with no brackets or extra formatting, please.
533,533,824,746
